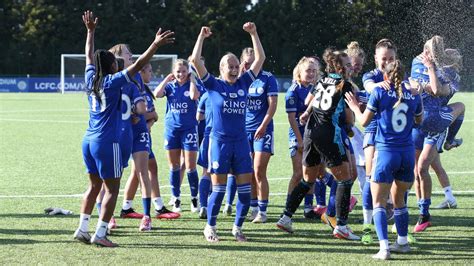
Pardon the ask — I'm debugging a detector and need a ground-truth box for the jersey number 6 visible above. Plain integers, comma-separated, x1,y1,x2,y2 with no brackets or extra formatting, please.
391,103,408,133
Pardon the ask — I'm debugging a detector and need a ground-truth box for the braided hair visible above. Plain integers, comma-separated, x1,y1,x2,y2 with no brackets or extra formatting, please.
91,49,116,104
384,60,404,108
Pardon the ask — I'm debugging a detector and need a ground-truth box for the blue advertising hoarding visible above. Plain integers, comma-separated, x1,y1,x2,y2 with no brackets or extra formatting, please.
0,76,293,93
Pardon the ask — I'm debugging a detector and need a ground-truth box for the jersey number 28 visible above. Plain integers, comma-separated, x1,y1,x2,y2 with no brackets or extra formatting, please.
313,84,336,111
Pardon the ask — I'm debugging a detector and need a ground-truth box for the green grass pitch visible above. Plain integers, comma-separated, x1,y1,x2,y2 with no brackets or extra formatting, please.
0,92,473,264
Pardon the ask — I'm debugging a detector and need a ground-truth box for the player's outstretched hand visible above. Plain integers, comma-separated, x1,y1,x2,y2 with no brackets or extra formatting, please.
243,22,257,34
82,10,98,31
344,91,359,112
199,27,212,38
379,80,391,91
153,28,175,47
408,77,422,95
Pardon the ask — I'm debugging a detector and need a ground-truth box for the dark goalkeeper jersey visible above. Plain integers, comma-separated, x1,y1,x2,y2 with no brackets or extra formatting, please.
308,73,353,128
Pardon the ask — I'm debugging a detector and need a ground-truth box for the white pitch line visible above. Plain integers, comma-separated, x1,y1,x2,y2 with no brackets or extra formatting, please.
0,118,85,124
0,109,88,113
2,190,474,199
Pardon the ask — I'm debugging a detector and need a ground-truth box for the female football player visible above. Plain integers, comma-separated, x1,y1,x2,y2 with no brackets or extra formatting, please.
285,57,321,219
154,59,202,213
238,47,278,223
359,39,397,244
346,60,423,260
277,48,359,241
190,22,265,242
74,10,174,246
410,36,465,232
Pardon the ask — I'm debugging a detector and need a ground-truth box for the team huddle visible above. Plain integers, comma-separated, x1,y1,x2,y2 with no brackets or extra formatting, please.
74,11,465,260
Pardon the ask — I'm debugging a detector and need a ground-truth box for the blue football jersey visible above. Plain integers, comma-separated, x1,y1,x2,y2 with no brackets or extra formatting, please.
120,81,144,140
285,82,312,125
164,80,203,130
246,71,279,132
202,70,256,142
84,64,131,142
362,68,383,133
367,83,422,151
144,85,155,113
410,56,450,112
438,66,460,106
197,91,213,137
130,74,149,135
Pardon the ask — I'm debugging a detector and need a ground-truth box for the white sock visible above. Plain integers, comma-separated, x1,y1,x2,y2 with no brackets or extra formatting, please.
122,200,133,210
379,239,389,250
443,186,455,202
363,209,373,225
153,197,164,210
79,213,91,232
259,211,267,216
251,206,258,212
397,235,408,245
95,220,108,238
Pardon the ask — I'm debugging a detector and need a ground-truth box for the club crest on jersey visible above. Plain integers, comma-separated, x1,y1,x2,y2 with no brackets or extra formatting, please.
250,79,264,94
288,97,295,105
212,161,220,169
184,90,190,97
238,89,245,96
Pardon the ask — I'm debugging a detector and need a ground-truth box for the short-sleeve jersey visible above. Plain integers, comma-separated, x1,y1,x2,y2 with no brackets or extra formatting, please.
246,71,279,132
362,68,383,133
367,83,422,151
438,66,460,106
144,85,155,113
410,56,452,112
285,82,312,126
84,64,131,142
130,74,149,135
120,80,144,139
164,80,203,131
197,91,212,137
307,74,352,129
202,70,256,142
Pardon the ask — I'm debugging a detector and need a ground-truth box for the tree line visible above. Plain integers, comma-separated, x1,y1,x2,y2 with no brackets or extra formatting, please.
1,0,472,90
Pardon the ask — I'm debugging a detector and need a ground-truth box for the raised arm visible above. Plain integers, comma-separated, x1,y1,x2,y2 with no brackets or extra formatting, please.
421,54,450,96
127,28,175,77
243,22,266,75
82,11,98,65
190,27,212,78
189,74,201,100
153,74,174,98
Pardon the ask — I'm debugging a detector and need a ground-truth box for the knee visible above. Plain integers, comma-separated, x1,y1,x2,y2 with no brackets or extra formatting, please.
418,164,430,177
105,183,120,195
90,183,102,193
